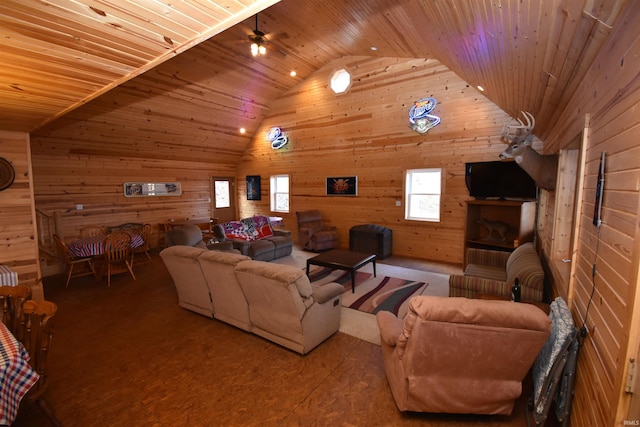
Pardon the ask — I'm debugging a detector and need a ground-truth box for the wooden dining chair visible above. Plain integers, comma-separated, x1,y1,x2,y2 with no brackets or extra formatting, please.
103,231,136,286
0,284,32,334
132,223,152,265
16,299,62,427
79,225,107,238
53,234,97,287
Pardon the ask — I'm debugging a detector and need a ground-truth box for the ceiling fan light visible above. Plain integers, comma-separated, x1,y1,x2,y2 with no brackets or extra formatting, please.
258,44,266,55
251,43,259,56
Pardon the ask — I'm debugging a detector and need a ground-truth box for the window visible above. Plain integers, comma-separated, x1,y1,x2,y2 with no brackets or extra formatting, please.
270,174,289,213
330,68,351,94
214,180,230,208
405,168,442,221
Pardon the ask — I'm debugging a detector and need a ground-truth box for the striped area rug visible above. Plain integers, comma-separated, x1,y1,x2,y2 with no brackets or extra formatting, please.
308,266,428,318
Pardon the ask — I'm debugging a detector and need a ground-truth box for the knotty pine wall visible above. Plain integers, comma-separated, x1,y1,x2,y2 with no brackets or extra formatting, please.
0,131,43,299
29,150,234,272
237,56,533,265
537,4,640,425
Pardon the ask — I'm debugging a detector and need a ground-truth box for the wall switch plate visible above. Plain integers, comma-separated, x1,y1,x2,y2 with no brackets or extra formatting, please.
395,200,401,207
76,204,83,210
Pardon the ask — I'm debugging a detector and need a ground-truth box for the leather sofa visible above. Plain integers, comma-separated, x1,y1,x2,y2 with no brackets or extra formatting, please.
376,296,551,415
159,245,343,354
448,242,545,302
213,215,293,261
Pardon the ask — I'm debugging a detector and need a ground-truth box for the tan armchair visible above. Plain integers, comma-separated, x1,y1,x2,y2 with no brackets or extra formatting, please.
296,210,339,251
376,296,551,415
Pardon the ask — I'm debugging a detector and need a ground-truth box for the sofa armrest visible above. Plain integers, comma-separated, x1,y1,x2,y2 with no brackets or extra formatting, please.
466,248,510,269
311,282,343,304
376,311,403,347
206,240,234,251
228,239,250,256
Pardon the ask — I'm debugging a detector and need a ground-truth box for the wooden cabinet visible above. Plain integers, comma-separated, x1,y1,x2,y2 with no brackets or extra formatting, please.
464,200,536,266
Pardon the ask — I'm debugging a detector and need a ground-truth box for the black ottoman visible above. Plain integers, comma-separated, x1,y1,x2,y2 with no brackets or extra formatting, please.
349,224,392,260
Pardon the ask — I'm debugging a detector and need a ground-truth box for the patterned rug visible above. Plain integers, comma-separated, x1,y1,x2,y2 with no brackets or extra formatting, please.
307,266,429,318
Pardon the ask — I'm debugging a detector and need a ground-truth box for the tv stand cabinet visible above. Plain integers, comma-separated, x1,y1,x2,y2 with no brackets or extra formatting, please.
464,200,536,267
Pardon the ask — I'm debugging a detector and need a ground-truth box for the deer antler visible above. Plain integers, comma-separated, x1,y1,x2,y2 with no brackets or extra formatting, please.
516,111,535,130
502,111,535,142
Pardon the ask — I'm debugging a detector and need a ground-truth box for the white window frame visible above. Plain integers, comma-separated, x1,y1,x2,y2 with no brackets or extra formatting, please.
270,174,290,213
404,168,442,222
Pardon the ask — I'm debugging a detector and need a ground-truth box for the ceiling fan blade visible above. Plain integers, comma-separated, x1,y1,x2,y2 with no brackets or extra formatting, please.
266,31,289,41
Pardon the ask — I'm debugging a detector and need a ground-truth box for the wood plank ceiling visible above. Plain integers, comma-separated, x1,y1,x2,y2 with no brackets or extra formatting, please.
1,0,631,159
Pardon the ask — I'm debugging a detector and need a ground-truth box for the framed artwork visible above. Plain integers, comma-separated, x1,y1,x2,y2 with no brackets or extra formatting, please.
124,182,181,197
326,176,357,196
246,175,261,200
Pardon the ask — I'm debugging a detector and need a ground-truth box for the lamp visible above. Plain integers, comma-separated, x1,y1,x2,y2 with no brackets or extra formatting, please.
251,41,266,56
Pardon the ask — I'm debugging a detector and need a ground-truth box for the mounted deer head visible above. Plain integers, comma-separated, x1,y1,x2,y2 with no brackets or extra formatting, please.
499,111,558,191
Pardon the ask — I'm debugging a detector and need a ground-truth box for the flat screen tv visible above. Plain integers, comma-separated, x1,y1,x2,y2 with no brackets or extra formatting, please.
465,161,537,200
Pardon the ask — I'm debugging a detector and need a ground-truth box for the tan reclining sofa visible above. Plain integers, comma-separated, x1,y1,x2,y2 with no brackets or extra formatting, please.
160,245,343,354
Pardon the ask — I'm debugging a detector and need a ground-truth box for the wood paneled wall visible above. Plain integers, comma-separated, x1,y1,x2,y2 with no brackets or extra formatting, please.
538,4,640,425
0,131,43,299
237,57,530,264
30,145,235,275
21,6,640,422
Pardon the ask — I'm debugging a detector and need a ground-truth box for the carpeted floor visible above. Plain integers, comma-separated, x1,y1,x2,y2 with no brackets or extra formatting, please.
275,249,453,345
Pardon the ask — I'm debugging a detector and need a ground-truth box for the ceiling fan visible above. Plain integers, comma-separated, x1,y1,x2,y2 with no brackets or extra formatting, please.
248,14,268,56
236,13,286,57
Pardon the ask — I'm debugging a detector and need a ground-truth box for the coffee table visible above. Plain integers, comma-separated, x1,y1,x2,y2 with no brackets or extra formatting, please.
306,249,376,293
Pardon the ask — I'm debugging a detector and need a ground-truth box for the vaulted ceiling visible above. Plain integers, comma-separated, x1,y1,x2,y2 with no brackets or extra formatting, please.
1,0,631,148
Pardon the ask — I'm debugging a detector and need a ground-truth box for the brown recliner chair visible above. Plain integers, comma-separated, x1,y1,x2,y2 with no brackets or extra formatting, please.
296,210,339,251
376,296,551,415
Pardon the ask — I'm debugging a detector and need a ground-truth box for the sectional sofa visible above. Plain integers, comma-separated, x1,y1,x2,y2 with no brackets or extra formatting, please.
159,245,344,354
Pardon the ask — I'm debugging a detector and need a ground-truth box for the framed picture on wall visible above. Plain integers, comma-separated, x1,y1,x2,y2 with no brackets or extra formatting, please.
123,182,181,197
326,176,357,196
246,175,261,200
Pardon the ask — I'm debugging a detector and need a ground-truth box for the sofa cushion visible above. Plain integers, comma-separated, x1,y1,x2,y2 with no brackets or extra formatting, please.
248,239,275,261
464,264,506,281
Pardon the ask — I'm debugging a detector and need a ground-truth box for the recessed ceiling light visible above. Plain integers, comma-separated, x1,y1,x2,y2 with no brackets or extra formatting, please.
290,70,297,77
477,85,485,92
370,46,378,51
239,128,246,134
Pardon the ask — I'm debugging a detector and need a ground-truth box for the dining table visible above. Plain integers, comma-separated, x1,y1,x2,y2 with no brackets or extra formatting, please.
0,322,39,425
68,232,144,258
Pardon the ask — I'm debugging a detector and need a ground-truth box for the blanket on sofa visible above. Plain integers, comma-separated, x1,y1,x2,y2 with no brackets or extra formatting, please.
218,215,274,241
